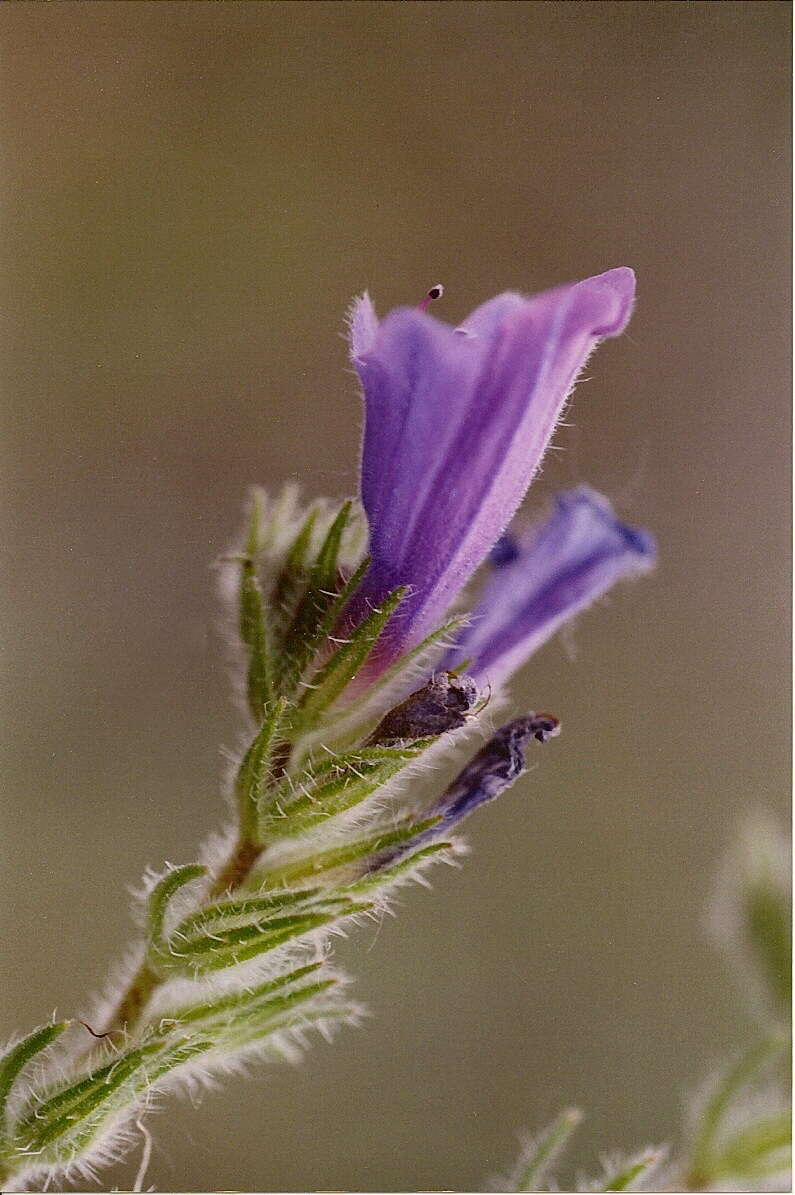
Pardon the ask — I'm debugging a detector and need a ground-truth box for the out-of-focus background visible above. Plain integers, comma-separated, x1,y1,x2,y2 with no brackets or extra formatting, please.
1,2,790,1191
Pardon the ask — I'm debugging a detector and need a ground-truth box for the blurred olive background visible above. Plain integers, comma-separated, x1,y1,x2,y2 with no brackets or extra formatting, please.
1,2,790,1191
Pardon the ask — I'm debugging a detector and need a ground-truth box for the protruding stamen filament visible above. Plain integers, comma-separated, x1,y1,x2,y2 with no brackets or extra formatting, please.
418,283,444,311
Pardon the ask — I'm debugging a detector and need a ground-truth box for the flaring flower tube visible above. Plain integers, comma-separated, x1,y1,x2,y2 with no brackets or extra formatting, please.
444,486,656,686
346,267,637,667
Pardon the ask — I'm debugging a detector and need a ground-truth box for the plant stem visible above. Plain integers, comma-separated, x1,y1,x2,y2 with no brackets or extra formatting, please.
102,743,292,1038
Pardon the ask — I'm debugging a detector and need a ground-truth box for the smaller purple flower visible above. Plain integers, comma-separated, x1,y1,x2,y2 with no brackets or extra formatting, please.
444,486,656,686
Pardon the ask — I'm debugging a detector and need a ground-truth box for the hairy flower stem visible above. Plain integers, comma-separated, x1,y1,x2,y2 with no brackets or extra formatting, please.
209,837,262,899
105,962,159,1038
101,743,292,1038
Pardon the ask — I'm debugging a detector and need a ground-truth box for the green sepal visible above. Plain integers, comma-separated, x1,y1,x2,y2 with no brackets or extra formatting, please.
260,741,429,838
235,697,290,843
155,978,339,1050
0,1022,69,1134
274,502,353,694
293,586,406,730
146,864,206,954
325,614,469,744
259,818,440,889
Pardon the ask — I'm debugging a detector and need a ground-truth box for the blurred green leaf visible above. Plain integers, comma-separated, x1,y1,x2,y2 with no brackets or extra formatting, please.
712,1111,791,1180
598,1147,666,1191
746,869,792,1016
510,1106,583,1191
687,1036,786,1188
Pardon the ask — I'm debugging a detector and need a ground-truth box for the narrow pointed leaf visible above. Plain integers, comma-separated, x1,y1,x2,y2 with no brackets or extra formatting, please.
152,963,328,1034
347,842,453,895
261,741,428,838
161,903,369,975
0,1022,68,1131
146,864,206,950
259,818,439,888
173,887,321,935
294,586,406,728
235,697,290,842
270,506,320,631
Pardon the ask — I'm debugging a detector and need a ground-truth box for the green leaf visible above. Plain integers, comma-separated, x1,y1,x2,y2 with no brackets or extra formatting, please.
508,1108,583,1192
152,962,327,1032
346,842,453,895
15,1042,161,1149
161,903,370,975
146,864,206,952
0,1022,68,1133
293,586,406,729
244,486,266,557
170,887,340,939
259,818,440,888
260,741,428,838
235,697,290,842
17,1036,215,1161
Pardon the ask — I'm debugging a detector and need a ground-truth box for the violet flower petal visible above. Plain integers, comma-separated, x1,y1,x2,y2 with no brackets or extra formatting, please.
445,486,656,686
347,268,636,664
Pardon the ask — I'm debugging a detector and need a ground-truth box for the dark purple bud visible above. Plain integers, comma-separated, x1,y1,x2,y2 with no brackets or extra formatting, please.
430,712,560,825
367,712,559,873
367,672,480,746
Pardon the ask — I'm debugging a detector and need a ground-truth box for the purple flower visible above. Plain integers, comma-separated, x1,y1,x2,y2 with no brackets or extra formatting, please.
346,268,637,668
444,486,656,686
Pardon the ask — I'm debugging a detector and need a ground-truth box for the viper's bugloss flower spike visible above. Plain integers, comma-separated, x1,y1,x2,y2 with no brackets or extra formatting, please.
445,486,656,685
347,268,636,668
